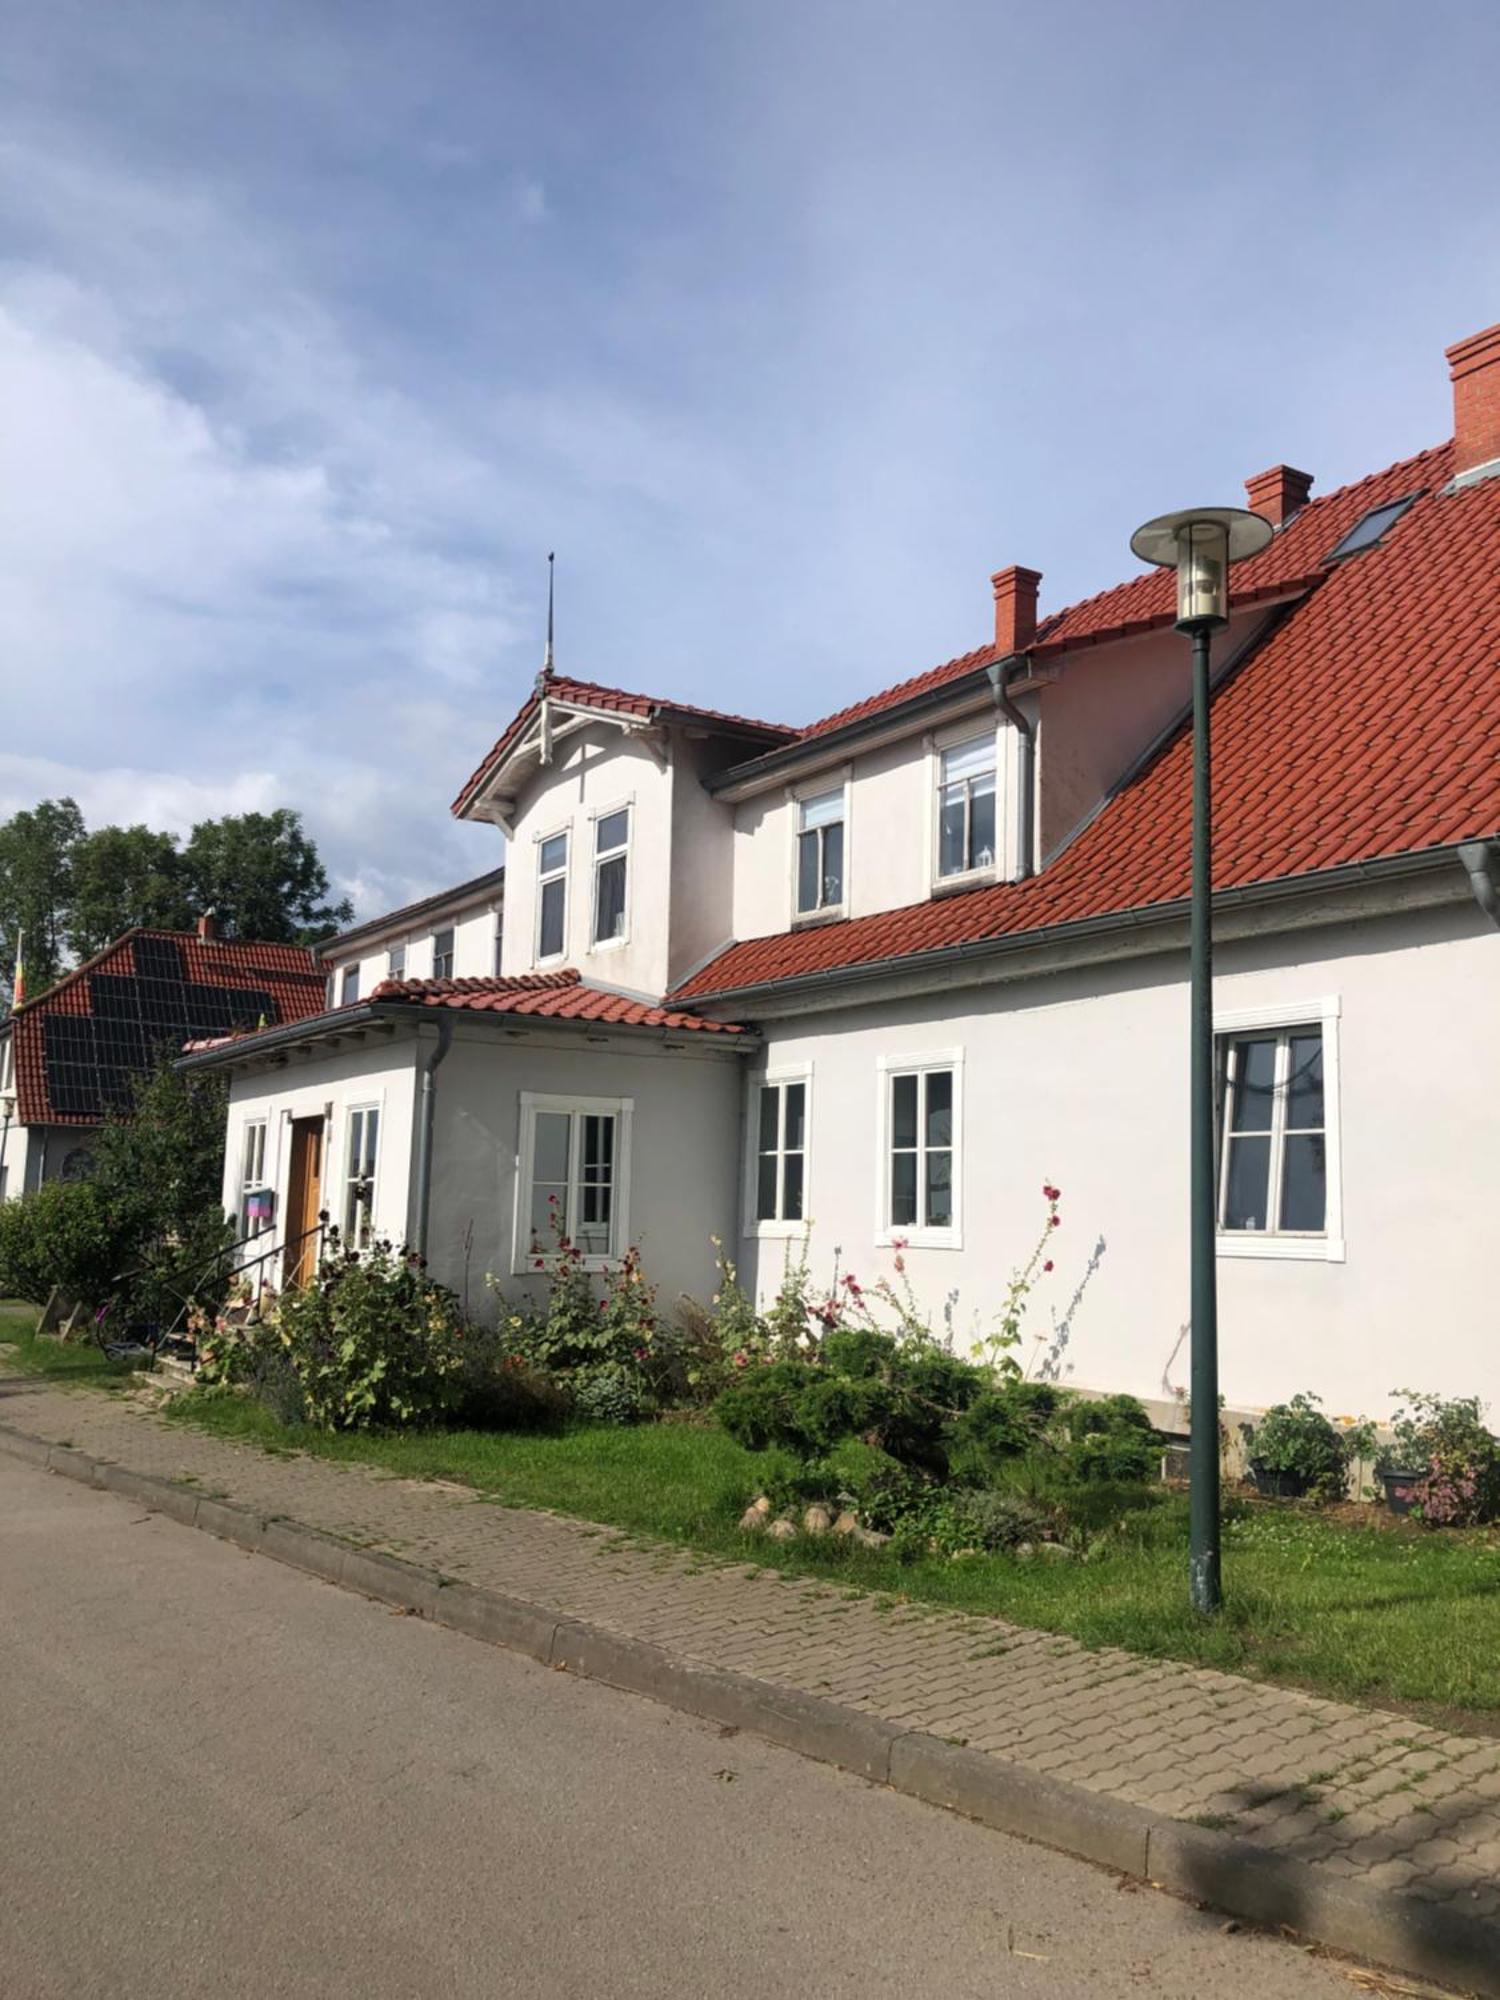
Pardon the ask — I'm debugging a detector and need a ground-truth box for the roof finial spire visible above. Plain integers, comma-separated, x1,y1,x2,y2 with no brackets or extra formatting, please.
542,550,555,680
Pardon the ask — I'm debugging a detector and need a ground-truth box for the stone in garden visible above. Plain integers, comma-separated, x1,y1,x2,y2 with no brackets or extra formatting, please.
767,1518,798,1542
738,1505,768,1532
1035,1541,1076,1560
1014,1542,1035,1559
802,1504,834,1536
853,1526,890,1549
747,1495,773,1518
832,1511,860,1537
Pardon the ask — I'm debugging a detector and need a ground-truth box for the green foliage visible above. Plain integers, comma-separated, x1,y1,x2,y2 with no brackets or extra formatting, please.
0,796,85,996
1385,1390,1500,1527
68,824,192,958
569,1361,652,1426
178,808,351,944
1248,1392,1371,1501
949,1380,1062,1480
0,1177,124,1309
202,1237,470,1430
1054,1395,1161,1484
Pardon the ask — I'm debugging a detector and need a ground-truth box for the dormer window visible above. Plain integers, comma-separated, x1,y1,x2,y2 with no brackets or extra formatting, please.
387,942,406,981
432,926,455,980
537,832,568,961
796,789,845,915
340,964,359,1006
592,807,630,946
937,735,996,879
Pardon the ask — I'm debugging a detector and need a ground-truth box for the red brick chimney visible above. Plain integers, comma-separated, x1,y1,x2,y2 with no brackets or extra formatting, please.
1447,321,1500,479
991,565,1041,657
196,911,218,942
1245,464,1314,528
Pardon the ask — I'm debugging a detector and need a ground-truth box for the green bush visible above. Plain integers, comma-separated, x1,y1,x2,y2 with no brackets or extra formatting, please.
1386,1390,1500,1527
1055,1395,1161,1484
568,1360,652,1426
949,1380,1062,1480
0,1178,125,1311
1248,1392,1365,1501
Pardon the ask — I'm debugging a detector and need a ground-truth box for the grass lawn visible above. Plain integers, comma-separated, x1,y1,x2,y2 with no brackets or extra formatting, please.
165,1387,1500,1726
0,1299,145,1384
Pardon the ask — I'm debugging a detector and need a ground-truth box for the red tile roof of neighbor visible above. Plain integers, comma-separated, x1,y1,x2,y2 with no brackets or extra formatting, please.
451,675,797,815
7,930,326,1125
368,967,745,1034
673,438,1500,1001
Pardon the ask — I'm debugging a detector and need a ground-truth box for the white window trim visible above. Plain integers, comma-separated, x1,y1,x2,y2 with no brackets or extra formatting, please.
387,942,407,981
788,771,851,925
341,1098,384,1251
534,823,571,965
589,797,633,952
430,925,456,981
875,1048,964,1249
238,1118,270,1240
1214,995,1343,1263
512,1091,634,1274
927,720,1004,892
744,1062,813,1237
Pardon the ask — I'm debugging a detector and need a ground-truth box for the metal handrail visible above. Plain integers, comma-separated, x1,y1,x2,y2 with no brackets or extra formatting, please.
95,1219,327,1364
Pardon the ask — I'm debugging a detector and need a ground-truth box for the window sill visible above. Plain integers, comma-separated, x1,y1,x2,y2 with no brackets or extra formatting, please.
931,868,996,900
876,1227,962,1252
1217,1233,1345,1265
590,935,629,953
791,907,847,930
512,1254,621,1277
746,1219,808,1239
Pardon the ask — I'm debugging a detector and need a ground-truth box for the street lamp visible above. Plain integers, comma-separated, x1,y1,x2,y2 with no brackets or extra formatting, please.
1130,505,1272,1613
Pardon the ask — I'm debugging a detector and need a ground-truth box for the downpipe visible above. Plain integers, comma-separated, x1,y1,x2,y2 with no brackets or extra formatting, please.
412,1015,454,1259
1458,840,1500,928
987,657,1036,878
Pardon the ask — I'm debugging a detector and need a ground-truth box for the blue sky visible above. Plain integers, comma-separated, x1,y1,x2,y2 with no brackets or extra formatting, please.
3,0,1497,919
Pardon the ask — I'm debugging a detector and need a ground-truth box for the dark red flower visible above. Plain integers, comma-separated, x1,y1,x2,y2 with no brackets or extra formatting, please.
1043,1259,1054,1273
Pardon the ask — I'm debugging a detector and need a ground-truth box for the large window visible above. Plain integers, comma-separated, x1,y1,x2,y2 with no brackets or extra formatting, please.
340,964,359,1006
517,1094,632,1269
796,789,845,915
592,807,630,945
343,1106,380,1250
431,927,455,980
1218,1026,1326,1236
880,1054,962,1244
937,735,997,879
753,1075,808,1226
239,1120,270,1239
537,832,568,961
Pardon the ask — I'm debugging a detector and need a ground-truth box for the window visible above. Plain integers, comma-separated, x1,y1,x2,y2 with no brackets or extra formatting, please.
239,1120,270,1239
1325,493,1419,562
796,790,845,915
879,1053,962,1244
516,1094,633,1269
60,1146,94,1182
493,916,504,975
537,832,568,960
387,942,406,981
431,927,455,981
592,807,630,946
753,1076,807,1226
340,964,359,1006
937,736,997,879
343,1106,380,1250
1217,1027,1327,1236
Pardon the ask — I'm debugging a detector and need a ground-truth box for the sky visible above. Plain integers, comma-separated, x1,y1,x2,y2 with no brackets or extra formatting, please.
3,0,1498,921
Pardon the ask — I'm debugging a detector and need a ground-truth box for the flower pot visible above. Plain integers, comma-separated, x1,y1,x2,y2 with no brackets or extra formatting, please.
1249,1463,1309,1500
1380,1469,1423,1517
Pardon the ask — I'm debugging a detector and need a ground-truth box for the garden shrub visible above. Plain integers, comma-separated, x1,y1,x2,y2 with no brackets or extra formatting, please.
568,1360,652,1426
1387,1390,1500,1526
0,1178,125,1312
1247,1392,1371,1501
1054,1395,1161,1484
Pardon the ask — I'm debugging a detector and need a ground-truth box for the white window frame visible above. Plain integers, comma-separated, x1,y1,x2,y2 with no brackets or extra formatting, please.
590,799,632,950
931,725,1000,888
340,964,360,1006
387,942,406,981
875,1048,964,1249
1214,996,1343,1262
745,1064,813,1237
342,1102,382,1252
789,772,850,923
512,1092,634,1274
239,1119,270,1240
431,926,456,981
535,825,570,964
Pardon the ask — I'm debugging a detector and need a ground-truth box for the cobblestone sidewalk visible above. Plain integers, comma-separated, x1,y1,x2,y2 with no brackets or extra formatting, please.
5,1370,1500,1987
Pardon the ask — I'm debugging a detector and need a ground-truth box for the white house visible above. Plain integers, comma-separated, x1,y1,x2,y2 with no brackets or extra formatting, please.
184,321,1500,1421
314,864,507,1009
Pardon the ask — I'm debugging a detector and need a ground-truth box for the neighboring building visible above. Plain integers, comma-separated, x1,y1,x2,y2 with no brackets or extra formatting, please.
315,864,507,1007
0,918,325,1201
184,321,1500,1419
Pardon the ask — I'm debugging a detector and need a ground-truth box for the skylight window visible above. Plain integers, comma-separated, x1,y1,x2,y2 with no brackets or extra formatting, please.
1325,493,1419,562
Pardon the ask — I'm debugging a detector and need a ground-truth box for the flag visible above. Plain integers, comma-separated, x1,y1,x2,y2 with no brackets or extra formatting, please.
10,931,23,1009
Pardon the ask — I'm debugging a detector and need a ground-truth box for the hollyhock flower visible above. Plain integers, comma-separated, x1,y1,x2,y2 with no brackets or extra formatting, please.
1049,1215,1061,1228
1043,1259,1054,1273
533,1259,545,1271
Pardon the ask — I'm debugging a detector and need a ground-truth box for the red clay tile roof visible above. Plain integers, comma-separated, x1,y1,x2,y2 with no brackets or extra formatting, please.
675,439,1500,1002
451,674,796,816
368,967,745,1034
6,930,325,1126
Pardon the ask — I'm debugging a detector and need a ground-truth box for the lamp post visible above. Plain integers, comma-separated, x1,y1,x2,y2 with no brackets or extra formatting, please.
1129,506,1272,1613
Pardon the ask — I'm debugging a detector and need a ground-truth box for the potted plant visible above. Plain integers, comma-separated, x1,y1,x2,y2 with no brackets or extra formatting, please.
1380,1391,1500,1525
1246,1393,1370,1503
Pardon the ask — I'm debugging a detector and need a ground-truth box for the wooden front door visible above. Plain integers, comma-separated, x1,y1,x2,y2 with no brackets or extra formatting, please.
284,1116,324,1288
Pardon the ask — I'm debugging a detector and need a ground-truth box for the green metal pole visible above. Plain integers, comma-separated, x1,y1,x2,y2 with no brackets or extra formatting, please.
1188,622,1221,1613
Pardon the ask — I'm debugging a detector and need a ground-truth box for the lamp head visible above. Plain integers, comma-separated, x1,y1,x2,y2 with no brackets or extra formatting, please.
1130,506,1273,632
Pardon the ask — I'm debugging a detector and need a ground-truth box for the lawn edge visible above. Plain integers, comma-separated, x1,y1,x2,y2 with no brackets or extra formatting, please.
1,1414,1492,1998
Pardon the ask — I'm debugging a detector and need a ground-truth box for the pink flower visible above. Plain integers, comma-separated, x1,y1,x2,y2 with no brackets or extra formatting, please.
732,1350,749,1369
1043,1259,1054,1273
533,1259,545,1271
1049,1215,1061,1228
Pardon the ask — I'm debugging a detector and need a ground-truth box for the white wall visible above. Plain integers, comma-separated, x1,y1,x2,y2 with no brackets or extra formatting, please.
501,726,676,995
425,1022,746,1316
223,1042,419,1276
322,889,504,1002
737,902,1500,1421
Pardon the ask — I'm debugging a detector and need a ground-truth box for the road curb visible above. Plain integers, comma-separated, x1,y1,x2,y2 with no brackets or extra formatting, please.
2,1415,1493,1997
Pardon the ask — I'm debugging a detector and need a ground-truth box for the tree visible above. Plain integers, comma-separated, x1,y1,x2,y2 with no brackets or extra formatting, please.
180,809,352,944
0,797,85,997
68,823,191,960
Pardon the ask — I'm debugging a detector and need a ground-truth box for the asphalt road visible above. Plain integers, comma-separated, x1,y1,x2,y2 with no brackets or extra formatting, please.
0,1456,1392,1999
